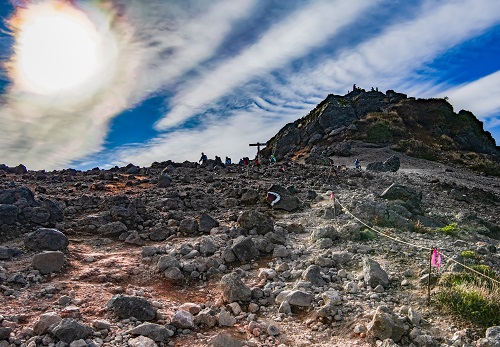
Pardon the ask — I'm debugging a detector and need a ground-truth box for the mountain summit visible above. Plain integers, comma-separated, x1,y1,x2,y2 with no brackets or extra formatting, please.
262,88,500,175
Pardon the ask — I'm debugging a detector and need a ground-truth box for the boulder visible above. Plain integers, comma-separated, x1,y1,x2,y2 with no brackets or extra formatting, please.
157,255,180,272
379,183,422,211
302,265,326,286
157,173,172,188
107,295,156,321
231,236,260,263
267,184,302,212
276,290,313,307
384,155,400,172
208,333,244,347
367,306,406,342
127,322,173,342
0,204,19,224
32,251,65,274
0,246,21,260
199,236,217,256
237,210,274,235
97,221,127,237
24,228,69,251
50,319,92,343
220,271,251,303
164,267,185,283
128,336,158,347
179,218,198,234
33,312,62,335
0,327,11,340
198,213,219,233
171,310,194,329
363,258,389,289
0,187,35,205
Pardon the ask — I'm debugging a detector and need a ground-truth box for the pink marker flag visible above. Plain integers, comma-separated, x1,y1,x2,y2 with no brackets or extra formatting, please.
330,192,335,200
431,249,442,270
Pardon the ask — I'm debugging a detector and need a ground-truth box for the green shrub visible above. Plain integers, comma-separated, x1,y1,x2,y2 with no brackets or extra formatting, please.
360,229,377,240
437,223,458,235
366,121,393,143
435,267,500,328
461,250,475,259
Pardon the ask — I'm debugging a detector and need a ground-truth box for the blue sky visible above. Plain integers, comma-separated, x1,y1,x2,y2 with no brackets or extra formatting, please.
1,0,500,170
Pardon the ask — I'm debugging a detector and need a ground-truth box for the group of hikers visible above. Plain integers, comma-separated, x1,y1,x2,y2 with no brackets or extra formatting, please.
199,152,277,166
200,152,361,170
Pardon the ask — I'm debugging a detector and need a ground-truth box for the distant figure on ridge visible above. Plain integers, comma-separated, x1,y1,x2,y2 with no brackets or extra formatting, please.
225,157,231,165
199,152,208,164
270,154,276,165
354,158,361,170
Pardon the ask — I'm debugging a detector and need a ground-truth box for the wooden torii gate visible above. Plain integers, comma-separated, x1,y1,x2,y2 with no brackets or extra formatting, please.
249,142,266,165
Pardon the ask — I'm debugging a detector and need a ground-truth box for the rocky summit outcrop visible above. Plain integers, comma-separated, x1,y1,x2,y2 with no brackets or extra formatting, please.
261,88,500,176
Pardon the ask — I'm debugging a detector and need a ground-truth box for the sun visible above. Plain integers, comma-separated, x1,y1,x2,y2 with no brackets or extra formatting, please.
12,1,102,95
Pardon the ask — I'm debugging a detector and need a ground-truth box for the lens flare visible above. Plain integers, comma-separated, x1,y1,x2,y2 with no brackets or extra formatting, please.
8,0,117,99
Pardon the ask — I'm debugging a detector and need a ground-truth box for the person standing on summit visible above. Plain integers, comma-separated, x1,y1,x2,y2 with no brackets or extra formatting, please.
199,152,208,164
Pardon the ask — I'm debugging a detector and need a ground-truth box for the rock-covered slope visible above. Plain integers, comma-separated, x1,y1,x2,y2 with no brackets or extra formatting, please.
262,88,500,176
0,153,499,347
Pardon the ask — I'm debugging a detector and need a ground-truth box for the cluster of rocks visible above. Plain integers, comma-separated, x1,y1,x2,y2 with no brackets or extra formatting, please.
0,151,499,346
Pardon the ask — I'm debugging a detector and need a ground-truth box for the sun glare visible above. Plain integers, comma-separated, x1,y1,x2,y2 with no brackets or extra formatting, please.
13,1,102,95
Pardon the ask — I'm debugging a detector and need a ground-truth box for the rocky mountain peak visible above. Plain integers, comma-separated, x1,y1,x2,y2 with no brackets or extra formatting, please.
262,88,500,176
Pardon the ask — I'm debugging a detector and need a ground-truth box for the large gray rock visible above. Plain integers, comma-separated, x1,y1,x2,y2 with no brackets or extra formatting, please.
199,236,217,256
97,221,127,237
0,327,11,340
220,271,251,303
367,306,406,342
383,155,400,172
157,173,172,188
163,267,184,283
0,246,21,260
198,213,219,233
302,265,326,286
276,290,314,307
363,258,389,289
24,228,69,251
266,184,302,212
380,183,422,211
127,322,173,342
171,310,194,329
0,204,19,224
50,319,92,343
32,251,65,274
128,336,158,347
477,326,500,347
237,210,274,235
0,187,35,205
33,312,62,335
208,333,244,347
157,255,180,272
231,236,260,263
179,218,198,234
107,295,156,321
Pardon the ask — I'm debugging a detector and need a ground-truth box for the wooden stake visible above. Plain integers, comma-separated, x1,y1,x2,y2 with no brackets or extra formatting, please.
427,249,433,305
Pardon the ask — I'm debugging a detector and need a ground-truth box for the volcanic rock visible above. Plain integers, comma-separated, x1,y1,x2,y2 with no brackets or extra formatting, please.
24,228,69,251
107,295,157,321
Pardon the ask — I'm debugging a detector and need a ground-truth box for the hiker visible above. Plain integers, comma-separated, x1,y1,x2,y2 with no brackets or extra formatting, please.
270,154,276,165
199,152,208,164
225,157,231,165
243,157,249,166
354,158,361,170
239,158,244,165
214,156,222,165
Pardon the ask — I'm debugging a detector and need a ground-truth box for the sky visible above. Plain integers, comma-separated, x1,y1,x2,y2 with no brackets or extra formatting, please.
0,0,499,171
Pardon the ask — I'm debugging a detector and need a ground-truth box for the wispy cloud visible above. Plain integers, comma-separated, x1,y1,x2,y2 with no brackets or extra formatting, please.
155,0,379,129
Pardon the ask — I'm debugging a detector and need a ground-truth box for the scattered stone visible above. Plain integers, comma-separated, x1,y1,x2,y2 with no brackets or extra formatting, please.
24,228,69,251
367,306,406,342
220,271,252,303
237,210,274,235
218,310,236,327
128,322,173,342
32,251,65,274
171,310,194,329
363,257,389,288
50,319,92,344
231,236,260,263
33,312,63,335
208,333,244,347
128,335,158,347
198,213,219,233
106,295,156,321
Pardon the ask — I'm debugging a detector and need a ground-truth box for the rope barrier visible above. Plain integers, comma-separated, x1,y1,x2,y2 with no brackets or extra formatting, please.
333,197,500,286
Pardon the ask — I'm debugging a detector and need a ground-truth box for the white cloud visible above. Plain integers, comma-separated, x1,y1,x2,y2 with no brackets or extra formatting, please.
439,70,500,119
155,0,379,129
111,0,500,168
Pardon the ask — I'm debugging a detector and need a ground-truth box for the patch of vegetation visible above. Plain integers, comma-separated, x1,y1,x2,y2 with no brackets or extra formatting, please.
436,223,458,235
392,139,439,161
366,121,393,144
435,266,500,328
359,229,377,240
461,250,476,259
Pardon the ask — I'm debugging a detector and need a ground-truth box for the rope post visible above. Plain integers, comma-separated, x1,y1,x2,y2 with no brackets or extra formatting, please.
427,248,433,305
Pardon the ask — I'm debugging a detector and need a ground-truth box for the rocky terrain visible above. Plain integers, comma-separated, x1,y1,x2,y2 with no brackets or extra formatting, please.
0,90,499,347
